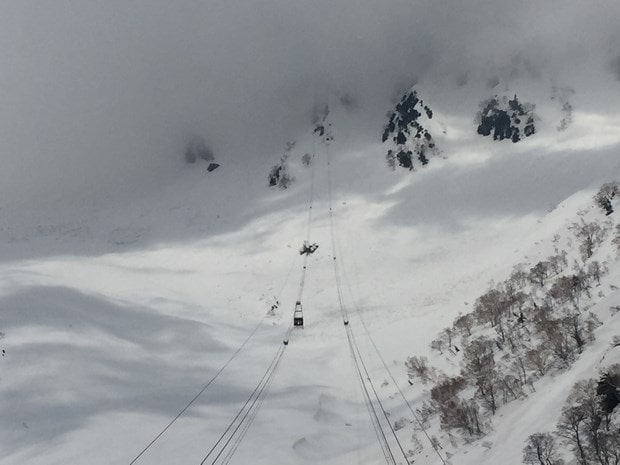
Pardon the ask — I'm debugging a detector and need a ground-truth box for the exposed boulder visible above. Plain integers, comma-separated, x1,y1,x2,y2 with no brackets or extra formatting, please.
476,94,536,143
382,89,438,171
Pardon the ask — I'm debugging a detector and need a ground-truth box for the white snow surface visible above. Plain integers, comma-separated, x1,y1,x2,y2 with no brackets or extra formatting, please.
1,98,620,465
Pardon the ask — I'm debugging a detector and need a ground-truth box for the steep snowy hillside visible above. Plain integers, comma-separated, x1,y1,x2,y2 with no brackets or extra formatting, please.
1,89,619,465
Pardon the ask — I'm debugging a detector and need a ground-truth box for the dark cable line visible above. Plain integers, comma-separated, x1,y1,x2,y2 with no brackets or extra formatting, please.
128,236,300,465
199,342,287,465
129,309,277,465
324,114,448,465
208,338,287,465
350,327,411,464
198,125,320,464
346,324,396,465
324,130,405,464
219,360,276,465
296,137,318,304
342,265,448,465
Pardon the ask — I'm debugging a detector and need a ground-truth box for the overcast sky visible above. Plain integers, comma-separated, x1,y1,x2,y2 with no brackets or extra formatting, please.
1,0,619,206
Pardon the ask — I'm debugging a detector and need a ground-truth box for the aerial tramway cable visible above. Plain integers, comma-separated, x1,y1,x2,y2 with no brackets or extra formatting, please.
197,127,320,464
323,129,410,464
323,115,447,465
127,264,294,465
130,132,320,464
341,262,449,465
198,337,289,465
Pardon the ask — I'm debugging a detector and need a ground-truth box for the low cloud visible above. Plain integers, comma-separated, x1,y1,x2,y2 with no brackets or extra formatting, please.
0,0,618,205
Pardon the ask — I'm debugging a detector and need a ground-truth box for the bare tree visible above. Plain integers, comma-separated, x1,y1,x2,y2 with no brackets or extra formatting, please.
431,376,467,405
549,275,588,310
588,261,607,286
510,267,530,288
526,347,553,377
557,403,589,465
474,289,510,328
452,398,483,436
562,314,587,354
431,376,483,436
462,337,499,414
570,219,607,261
499,373,523,403
613,225,620,252
454,313,474,338
548,251,568,275
554,373,620,465
522,433,564,465
576,380,608,465
405,356,434,383
512,355,530,387
598,428,620,465
504,319,527,351
594,182,619,215
532,307,574,367
558,378,620,465
430,376,484,435
530,261,552,287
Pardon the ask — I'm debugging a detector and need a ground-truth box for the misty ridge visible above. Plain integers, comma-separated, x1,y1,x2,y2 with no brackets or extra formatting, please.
1,0,620,209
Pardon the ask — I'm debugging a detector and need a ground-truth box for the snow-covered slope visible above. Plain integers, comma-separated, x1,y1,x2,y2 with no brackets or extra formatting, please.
1,83,620,465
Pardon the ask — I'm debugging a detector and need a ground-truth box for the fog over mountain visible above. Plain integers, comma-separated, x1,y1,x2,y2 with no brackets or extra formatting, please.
1,0,619,208
3,4,620,465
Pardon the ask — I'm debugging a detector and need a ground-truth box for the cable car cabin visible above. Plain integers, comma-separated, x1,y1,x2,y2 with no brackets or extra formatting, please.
293,301,304,328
